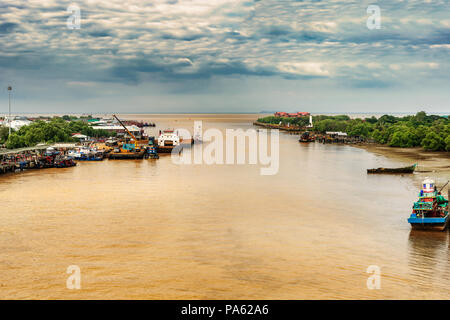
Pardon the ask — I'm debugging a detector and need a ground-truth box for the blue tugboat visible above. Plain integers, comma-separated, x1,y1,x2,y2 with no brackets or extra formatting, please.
408,178,449,231
146,146,159,159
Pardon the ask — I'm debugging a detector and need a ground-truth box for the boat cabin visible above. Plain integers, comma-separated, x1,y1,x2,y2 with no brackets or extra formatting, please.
422,178,435,193
158,129,180,147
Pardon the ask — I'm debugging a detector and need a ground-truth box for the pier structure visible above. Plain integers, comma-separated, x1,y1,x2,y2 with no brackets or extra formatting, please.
0,145,50,174
0,144,77,175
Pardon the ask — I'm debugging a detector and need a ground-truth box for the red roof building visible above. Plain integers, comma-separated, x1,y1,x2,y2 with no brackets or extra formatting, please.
274,112,310,118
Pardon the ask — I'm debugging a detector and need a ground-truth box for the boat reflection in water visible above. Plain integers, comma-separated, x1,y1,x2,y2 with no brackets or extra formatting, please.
408,230,450,294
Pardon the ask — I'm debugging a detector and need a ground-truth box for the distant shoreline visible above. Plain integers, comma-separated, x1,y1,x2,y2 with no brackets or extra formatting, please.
6,112,449,116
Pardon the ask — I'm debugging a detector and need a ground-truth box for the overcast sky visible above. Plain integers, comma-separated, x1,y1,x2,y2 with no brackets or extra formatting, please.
0,0,449,114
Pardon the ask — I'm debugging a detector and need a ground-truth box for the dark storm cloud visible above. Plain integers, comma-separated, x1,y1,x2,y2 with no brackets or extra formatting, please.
0,22,18,33
87,29,114,38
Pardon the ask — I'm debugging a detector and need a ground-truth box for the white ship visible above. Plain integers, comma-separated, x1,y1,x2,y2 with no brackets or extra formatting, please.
157,129,181,153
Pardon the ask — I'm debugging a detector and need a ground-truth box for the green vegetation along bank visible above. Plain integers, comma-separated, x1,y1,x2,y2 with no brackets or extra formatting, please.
0,117,113,149
257,112,449,151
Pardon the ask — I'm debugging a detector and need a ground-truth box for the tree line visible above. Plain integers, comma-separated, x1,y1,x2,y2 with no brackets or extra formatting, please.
257,111,450,151
0,117,113,149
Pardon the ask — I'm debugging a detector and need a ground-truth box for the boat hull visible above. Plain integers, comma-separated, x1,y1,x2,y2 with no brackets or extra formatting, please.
74,157,103,161
157,145,182,154
408,214,449,231
367,164,416,174
108,150,146,159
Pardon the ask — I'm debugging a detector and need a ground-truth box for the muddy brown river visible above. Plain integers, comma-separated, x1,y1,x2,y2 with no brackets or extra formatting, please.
0,114,448,299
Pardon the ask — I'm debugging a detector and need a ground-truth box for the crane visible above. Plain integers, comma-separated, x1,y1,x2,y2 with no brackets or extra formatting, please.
113,114,140,151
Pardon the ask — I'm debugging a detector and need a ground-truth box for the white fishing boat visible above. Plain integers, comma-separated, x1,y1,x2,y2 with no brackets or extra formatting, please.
68,147,103,161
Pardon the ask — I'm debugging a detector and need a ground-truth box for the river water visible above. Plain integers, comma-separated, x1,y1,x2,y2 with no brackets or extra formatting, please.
0,114,449,299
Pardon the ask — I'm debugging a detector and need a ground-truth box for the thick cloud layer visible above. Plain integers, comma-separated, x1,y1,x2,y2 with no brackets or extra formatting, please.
0,0,449,113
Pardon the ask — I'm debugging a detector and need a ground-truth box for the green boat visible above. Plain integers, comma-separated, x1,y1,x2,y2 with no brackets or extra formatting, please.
408,178,449,231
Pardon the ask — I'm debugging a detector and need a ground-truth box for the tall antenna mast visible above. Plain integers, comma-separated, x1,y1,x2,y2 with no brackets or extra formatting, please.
7,85,12,135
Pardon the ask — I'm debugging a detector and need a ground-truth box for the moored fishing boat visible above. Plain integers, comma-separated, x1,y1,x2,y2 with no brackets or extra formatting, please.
367,163,416,174
145,147,159,159
407,178,449,231
68,147,103,161
299,131,315,143
54,157,77,168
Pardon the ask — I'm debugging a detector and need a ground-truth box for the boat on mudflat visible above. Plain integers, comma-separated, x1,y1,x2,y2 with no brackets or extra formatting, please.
407,178,449,231
367,163,416,174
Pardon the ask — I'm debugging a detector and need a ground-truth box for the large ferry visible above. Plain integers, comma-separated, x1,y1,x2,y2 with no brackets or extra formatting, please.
157,129,181,153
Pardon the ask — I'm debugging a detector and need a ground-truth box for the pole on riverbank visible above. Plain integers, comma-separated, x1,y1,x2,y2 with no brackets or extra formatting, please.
7,85,12,135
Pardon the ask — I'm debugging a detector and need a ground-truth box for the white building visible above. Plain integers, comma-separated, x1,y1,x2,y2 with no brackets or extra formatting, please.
92,125,141,134
1,116,32,131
